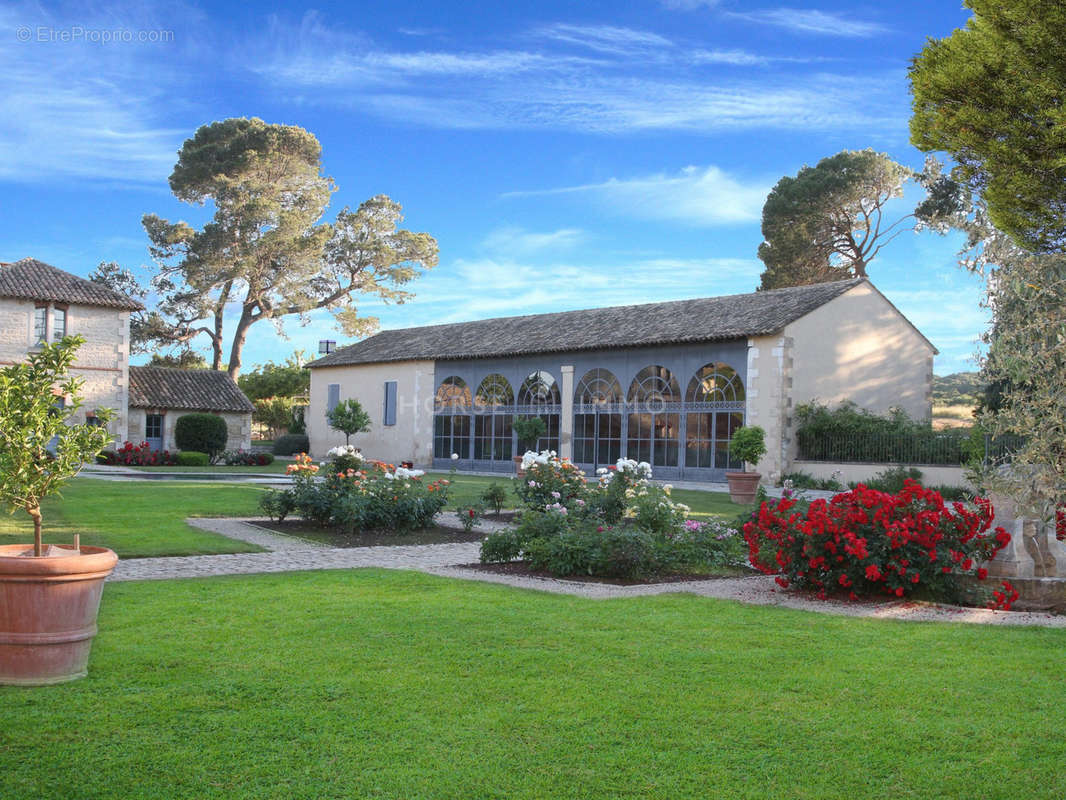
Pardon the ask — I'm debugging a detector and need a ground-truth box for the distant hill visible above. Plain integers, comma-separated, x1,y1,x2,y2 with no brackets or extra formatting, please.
933,372,985,405
931,372,983,427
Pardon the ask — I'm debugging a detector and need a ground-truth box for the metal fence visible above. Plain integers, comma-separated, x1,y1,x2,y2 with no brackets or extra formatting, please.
796,431,1024,466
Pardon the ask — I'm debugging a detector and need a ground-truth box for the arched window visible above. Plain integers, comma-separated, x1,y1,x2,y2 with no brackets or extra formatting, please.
628,365,680,404
574,368,622,405
685,363,744,404
435,376,471,408
474,374,514,408
518,371,560,406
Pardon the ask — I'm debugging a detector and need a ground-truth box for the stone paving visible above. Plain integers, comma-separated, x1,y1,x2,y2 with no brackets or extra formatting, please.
106,515,1066,627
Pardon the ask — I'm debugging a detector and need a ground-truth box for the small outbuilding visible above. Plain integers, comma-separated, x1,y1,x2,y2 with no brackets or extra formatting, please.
306,278,936,481
127,366,254,452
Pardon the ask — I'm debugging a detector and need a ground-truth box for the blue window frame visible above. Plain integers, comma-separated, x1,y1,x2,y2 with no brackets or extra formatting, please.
383,381,397,426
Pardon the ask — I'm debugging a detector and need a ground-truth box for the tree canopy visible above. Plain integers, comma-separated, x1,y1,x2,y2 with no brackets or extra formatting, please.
119,117,438,379
237,351,310,401
757,149,913,290
147,351,208,369
909,0,1066,253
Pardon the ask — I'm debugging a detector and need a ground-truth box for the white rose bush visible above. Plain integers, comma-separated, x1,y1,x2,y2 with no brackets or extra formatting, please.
480,451,745,579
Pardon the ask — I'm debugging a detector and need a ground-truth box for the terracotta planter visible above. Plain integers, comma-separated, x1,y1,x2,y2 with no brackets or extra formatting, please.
0,545,118,686
725,471,762,505
513,456,526,477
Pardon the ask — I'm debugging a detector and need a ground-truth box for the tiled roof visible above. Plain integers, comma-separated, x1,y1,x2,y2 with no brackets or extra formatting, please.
128,366,255,413
0,258,143,311
309,278,866,368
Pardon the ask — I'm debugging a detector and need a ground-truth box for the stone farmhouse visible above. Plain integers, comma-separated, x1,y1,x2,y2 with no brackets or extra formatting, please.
0,258,253,451
306,278,936,482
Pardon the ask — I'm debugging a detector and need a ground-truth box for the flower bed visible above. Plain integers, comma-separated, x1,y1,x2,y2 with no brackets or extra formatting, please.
743,479,1017,609
259,453,450,533
480,453,745,580
219,449,275,466
97,441,177,466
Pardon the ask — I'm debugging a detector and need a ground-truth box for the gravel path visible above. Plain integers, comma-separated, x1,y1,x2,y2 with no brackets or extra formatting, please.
109,517,1066,628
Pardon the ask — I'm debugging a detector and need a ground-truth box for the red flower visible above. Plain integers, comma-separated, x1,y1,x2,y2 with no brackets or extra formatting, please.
865,565,882,582
468,509,475,518
774,576,789,589
976,567,988,580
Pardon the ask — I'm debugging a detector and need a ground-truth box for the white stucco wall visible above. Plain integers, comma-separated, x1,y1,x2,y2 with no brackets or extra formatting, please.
308,360,435,465
784,282,935,421
0,298,130,444
745,283,936,481
128,409,252,452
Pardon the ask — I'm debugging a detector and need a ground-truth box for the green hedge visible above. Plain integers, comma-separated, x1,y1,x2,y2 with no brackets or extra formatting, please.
176,450,210,466
273,433,310,456
794,402,971,465
174,413,229,462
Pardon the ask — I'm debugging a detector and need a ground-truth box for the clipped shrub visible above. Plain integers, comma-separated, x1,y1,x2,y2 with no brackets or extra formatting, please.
176,450,210,466
743,480,1015,607
273,433,310,456
174,413,228,462
728,425,767,468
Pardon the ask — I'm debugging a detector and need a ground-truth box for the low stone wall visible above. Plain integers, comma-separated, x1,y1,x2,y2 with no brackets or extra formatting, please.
791,460,971,489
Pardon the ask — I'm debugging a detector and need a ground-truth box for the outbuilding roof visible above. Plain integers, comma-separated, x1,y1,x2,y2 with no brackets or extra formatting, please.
128,366,255,413
308,278,867,368
0,258,143,311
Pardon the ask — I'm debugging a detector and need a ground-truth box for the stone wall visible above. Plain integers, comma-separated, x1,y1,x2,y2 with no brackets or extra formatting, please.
128,408,252,452
0,298,129,443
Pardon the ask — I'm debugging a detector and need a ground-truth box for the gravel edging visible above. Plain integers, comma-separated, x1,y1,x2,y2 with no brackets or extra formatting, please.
110,517,1066,627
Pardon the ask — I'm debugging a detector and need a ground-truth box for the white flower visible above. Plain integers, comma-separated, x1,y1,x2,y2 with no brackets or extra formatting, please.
394,467,425,479
450,453,460,460
383,472,395,480
596,467,608,475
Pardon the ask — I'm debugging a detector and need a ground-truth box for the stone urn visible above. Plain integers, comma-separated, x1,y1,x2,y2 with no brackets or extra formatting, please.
726,471,762,505
982,492,1066,612
0,545,118,686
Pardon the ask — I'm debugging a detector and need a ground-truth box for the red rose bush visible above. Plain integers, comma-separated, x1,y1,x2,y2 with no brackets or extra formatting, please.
743,480,1017,609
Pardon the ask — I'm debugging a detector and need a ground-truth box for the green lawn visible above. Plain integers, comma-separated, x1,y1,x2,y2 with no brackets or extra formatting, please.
0,479,266,558
121,460,291,473
1,569,1063,799
426,471,743,520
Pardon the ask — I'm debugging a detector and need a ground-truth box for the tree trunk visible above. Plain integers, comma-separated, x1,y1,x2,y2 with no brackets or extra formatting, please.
226,308,256,381
28,503,42,557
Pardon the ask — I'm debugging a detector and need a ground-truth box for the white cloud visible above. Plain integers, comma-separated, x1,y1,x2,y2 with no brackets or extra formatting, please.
725,9,889,38
0,2,200,184
503,165,770,226
689,49,769,66
660,0,722,9
480,227,586,256
249,12,901,135
535,24,673,54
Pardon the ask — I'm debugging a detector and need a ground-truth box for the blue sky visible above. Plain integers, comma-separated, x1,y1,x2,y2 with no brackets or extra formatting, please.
1,0,986,373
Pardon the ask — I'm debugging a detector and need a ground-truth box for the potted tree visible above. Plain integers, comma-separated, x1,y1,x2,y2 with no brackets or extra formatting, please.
327,398,371,447
0,337,118,685
726,425,767,504
512,416,547,475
